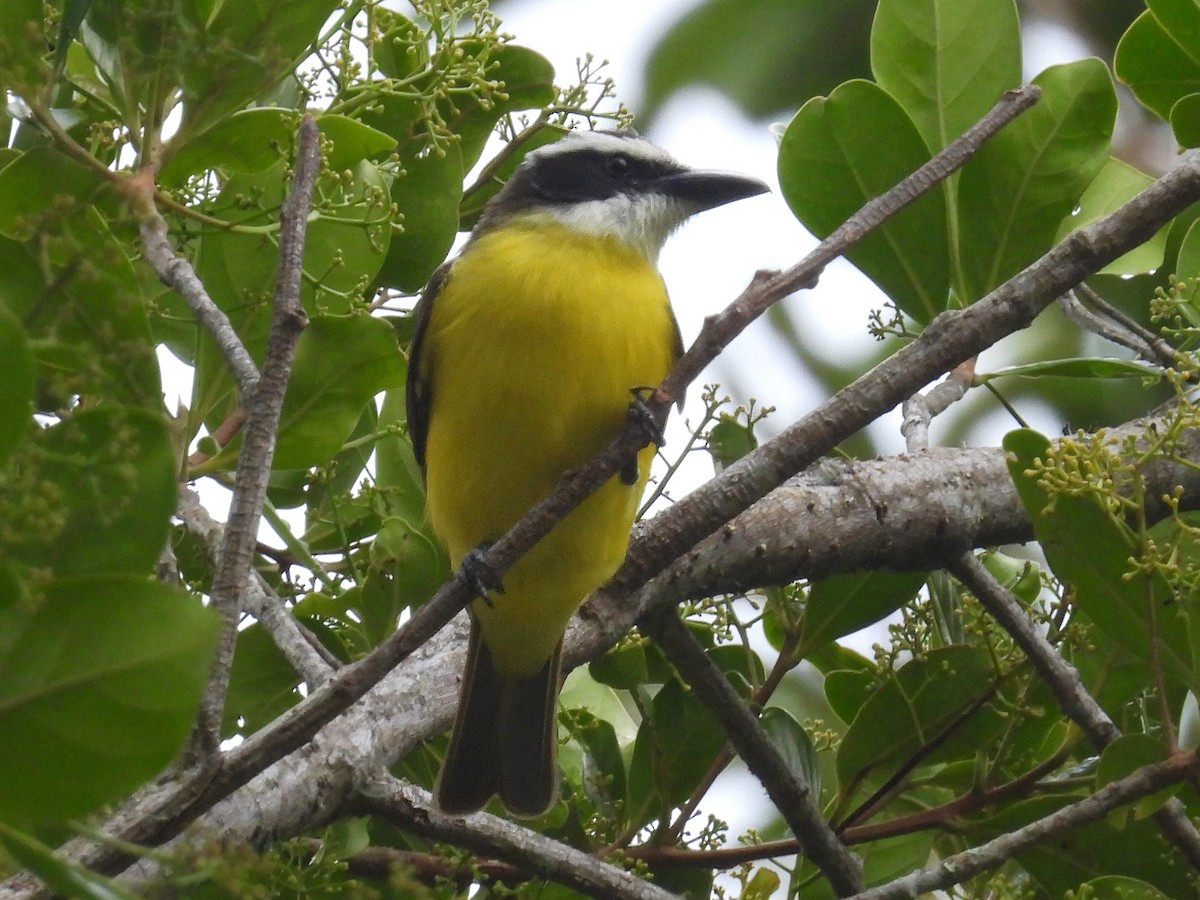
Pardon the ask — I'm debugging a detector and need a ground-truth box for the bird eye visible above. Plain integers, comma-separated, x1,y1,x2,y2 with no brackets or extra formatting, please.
604,154,631,177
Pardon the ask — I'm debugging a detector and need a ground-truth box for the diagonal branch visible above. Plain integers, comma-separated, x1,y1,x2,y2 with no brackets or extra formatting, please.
176,488,338,685
134,177,260,396
949,552,1200,871
638,607,864,896
851,751,1200,899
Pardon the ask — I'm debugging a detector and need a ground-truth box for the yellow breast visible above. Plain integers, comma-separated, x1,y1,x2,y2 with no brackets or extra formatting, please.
420,219,679,675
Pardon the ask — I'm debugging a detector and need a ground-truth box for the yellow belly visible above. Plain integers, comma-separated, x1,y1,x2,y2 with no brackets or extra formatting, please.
421,220,678,677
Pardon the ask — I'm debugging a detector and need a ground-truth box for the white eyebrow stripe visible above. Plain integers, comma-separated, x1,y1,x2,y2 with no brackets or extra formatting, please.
530,131,680,169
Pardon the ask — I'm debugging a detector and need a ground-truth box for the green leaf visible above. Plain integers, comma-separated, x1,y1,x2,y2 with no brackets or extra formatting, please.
823,668,876,727
371,16,429,80
1056,157,1168,275
198,313,404,473
159,107,298,184
707,414,758,471
778,80,950,323
0,575,219,824
797,569,926,659
373,385,425,514
0,823,137,899
624,679,726,833
1077,875,1174,899
976,357,1162,382
0,161,159,410
367,516,446,627
836,645,1006,796
374,144,463,292
641,0,875,123
1,407,176,578
742,867,781,900
1115,11,1200,122
1004,429,1199,693
1170,92,1200,148
564,708,627,815
1178,218,1200,279
0,145,109,241
760,706,820,798
1146,0,1200,66
979,550,1043,604
0,0,47,92
318,115,397,170
273,314,404,469
174,0,342,143
589,642,650,690
957,58,1116,300
1096,734,1178,823
0,305,33,466
871,0,1021,151
223,622,301,736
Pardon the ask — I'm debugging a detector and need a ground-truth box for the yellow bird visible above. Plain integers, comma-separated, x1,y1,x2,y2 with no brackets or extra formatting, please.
406,129,767,816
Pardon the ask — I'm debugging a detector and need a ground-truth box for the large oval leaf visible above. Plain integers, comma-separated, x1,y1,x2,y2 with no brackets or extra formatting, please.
778,79,950,323
0,575,219,824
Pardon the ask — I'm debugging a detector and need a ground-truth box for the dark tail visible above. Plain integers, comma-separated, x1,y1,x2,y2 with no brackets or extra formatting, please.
436,618,562,817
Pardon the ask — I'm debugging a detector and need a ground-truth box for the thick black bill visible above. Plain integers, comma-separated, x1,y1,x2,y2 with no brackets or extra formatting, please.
655,169,770,213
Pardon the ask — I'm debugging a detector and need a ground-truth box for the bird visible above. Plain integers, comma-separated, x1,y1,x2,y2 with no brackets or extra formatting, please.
405,128,768,817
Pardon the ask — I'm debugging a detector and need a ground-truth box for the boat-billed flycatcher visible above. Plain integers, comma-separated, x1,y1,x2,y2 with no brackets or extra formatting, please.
406,129,768,817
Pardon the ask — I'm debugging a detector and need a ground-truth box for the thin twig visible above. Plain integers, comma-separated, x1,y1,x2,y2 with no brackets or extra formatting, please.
851,752,1200,899
176,488,338,684
135,186,260,395
1063,282,1182,369
900,359,976,452
950,553,1200,870
638,607,864,897
188,116,321,758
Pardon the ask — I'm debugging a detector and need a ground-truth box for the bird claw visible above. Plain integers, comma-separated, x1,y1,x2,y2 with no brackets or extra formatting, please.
459,543,505,604
627,387,667,447
622,388,667,486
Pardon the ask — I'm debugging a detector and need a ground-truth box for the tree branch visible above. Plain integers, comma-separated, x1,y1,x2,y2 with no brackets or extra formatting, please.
647,409,1200,601
352,776,681,900
949,552,1200,871
188,115,321,758
176,488,338,685
638,607,864,896
135,183,261,396
852,752,1200,899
